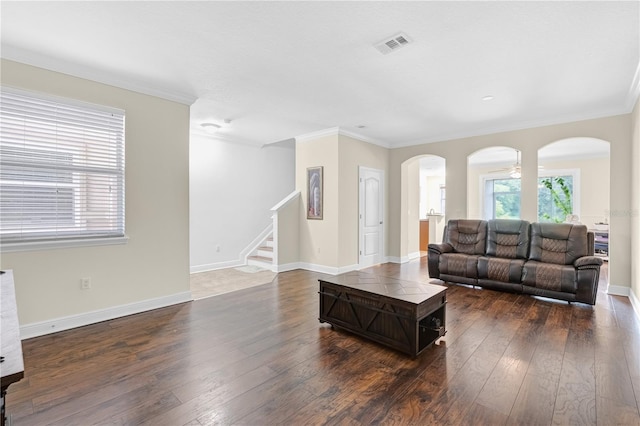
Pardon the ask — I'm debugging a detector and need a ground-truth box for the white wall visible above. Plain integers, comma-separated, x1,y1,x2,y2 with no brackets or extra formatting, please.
0,60,191,335
189,135,295,272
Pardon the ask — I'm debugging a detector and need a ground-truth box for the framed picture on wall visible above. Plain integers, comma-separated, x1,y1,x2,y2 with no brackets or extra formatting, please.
307,166,323,220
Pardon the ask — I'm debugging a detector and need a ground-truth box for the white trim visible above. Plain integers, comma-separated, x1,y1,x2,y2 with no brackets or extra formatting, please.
190,259,244,274
408,251,421,260
626,60,640,112
3,48,197,105
295,127,340,143
359,166,385,269
538,168,581,218
20,291,192,340
479,167,580,221
241,224,273,262
271,190,301,211
607,284,631,297
274,262,301,273
630,289,640,323
295,127,389,149
387,256,411,264
1,236,129,253
396,107,634,149
189,225,273,274
339,129,390,149
296,262,360,275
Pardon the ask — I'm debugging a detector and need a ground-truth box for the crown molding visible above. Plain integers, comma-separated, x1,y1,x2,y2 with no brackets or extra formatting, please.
1,46,197,105
394,106,634,149
295,127,341,143
626,59,640,112
295,126,390,148
339,129,390,149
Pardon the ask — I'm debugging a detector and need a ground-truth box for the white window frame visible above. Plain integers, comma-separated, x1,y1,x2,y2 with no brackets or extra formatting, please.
537,168,581,221
0,87,128,252
480,173,522,220
479,168,580,221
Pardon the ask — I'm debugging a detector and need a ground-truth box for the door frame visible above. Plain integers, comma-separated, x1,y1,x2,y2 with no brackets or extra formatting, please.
358,166,385,268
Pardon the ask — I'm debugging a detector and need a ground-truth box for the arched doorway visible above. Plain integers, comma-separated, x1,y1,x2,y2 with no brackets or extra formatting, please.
538,138,611,265
399,154,446,261
467,146,521,220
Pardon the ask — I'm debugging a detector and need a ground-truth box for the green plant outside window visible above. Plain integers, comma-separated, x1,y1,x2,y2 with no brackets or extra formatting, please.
538,176,573,223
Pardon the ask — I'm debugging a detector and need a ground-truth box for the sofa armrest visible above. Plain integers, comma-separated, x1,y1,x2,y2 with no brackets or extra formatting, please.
427,243,453,280
574,256,603,305
428,243,453,255
574,256,604,269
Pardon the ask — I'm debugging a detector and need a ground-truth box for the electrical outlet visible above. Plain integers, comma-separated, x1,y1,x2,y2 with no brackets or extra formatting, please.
216,245,221,252
81,277,91,289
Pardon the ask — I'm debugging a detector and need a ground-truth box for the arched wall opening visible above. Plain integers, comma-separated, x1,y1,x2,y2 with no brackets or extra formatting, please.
389,115,627,293
538,137,610,225
467,146,522,220
399,154,446,261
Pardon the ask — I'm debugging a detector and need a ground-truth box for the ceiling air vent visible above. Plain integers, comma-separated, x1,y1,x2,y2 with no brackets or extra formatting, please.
374,33,411,55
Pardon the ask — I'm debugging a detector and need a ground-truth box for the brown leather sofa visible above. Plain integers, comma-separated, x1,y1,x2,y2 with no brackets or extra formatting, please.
427,219,603,305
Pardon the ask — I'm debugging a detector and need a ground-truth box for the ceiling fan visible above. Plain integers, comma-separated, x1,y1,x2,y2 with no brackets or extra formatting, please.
489,149,523,178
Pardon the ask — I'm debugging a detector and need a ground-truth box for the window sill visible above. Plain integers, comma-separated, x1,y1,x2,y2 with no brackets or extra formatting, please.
0,236,129,253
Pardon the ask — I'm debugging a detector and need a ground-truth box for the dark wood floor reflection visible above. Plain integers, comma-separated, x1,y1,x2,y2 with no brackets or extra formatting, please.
7,260,640,425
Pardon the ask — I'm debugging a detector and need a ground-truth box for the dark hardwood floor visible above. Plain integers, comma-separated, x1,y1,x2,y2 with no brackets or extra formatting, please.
6,259,640,425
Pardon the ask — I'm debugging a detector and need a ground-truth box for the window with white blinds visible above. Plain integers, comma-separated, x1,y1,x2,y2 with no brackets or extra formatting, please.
0,88,125,247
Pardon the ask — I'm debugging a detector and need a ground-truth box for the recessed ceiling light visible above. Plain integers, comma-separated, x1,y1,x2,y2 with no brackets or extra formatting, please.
482,95,495,101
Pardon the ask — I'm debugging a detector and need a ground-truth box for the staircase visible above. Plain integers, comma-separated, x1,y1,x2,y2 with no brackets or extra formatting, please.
247,234,274,271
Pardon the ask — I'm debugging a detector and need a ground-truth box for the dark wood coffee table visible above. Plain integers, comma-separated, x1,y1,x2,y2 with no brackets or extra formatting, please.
319,272,447,357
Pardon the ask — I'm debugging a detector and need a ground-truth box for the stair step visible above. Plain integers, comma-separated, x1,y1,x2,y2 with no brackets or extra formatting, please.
249,255,272,263
258,246,273,252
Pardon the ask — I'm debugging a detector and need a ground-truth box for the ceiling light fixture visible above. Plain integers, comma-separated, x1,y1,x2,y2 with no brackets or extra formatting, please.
201,123,221,134
482,95,495,101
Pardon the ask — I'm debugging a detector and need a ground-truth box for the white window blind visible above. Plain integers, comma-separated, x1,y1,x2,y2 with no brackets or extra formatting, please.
0,88,125,246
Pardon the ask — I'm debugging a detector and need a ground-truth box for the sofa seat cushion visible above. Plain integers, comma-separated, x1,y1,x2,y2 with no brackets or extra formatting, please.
478,256,525,283
439,253,480,279
522,260,577,293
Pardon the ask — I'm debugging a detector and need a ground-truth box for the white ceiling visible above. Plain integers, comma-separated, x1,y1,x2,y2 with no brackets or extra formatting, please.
1,1,639,149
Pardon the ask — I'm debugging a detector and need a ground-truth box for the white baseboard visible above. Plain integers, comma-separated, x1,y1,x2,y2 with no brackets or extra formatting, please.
408,251,421,260
292,262,360,276
607,284,631,297
20,291,192,340
337,264,360,274
387,255,414,264
274,262,301,273
190,260,244,273
630,289,640,323
190,225,273,274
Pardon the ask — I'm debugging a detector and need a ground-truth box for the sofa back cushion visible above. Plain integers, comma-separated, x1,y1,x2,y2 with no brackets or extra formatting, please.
487,219,530,259
529,223,588,265
444,220,487,255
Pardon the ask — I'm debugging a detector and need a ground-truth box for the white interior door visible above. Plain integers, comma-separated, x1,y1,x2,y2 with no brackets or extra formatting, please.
359,167,384,268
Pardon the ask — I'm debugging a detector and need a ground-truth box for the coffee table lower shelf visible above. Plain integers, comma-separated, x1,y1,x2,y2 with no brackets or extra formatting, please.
318,279,446,357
